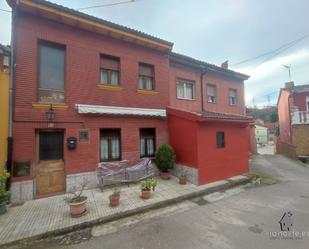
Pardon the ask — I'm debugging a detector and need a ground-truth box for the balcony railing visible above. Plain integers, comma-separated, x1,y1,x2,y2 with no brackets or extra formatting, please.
292,111,309,124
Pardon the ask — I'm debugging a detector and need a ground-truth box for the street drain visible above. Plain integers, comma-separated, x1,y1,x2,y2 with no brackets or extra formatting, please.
191,198,210,206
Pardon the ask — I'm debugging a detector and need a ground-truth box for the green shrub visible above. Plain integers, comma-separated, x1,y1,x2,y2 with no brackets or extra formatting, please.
155,144,176,172
0,171,10,204
141,178,157,191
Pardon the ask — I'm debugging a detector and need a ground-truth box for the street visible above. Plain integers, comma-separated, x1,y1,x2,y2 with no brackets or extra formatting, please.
15,155,309,249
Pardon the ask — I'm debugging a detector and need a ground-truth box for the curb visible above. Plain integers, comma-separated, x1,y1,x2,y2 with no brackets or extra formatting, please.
1,176,252,248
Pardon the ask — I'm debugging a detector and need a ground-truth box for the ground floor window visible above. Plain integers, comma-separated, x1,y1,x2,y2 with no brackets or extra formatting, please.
140,128,156,157
39,132,64,160
100,129,121,161
216,131,225,148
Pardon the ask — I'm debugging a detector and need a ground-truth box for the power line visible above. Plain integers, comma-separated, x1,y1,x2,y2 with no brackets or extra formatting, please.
77,0,139,10
244,37,307,73
232,33,309,67
0,8,11,13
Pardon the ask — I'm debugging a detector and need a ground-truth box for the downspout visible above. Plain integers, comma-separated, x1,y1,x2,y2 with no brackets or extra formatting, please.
7,2,18,185
200,68,207,113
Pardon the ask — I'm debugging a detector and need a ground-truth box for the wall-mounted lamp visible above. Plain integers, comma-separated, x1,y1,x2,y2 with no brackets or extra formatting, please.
46,104,55,121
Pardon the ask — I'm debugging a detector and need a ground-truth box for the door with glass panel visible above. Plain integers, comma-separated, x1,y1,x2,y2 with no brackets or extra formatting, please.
100,129,121,161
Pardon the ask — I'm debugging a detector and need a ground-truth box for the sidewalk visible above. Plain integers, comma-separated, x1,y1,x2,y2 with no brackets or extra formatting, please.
0,175,249,247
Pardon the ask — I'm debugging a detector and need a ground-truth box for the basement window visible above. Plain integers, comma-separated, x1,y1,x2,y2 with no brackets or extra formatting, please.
216,132,225,148
13,160,31,177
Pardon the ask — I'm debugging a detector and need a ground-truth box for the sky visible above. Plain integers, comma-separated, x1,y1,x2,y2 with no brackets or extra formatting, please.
1,0,308,108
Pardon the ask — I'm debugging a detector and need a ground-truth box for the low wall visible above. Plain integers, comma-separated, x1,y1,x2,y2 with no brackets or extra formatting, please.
277,140,296,158
292,125,309,156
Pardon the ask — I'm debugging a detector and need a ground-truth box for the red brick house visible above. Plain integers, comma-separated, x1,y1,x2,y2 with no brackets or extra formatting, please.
7,0,251,202
277,82,309,158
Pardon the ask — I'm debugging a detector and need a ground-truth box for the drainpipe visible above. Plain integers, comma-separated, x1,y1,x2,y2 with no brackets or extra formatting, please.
7,3,17,186
200,69,207,113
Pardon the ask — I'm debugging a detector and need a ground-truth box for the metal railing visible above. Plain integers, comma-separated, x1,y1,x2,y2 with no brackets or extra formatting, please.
292,111,309,124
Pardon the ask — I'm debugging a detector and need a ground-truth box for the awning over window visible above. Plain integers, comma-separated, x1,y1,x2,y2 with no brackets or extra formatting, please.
76,104,166,117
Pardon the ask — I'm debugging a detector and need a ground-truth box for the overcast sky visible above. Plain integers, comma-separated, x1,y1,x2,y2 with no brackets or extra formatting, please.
1,0,308,107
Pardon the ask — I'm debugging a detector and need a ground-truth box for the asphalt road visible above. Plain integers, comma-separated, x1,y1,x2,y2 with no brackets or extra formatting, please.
22,155,309,249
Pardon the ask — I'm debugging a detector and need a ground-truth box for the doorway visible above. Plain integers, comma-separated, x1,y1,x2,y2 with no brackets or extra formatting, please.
36,131,65,196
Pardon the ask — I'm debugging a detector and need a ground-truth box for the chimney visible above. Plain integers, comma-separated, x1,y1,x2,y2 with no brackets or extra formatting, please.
221,60,228,69
285,81,294,90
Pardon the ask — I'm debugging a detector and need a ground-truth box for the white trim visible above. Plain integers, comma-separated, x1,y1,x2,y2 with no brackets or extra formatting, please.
75,104,166,117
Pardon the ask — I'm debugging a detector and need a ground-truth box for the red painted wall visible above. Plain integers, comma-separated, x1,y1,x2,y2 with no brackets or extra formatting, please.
197,122,249,184
169,64,245,115
168,114,198,168
278,90,292,144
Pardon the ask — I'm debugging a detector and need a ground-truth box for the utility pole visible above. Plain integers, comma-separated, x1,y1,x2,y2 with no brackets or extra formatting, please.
282,64,292,81
267,95,271,107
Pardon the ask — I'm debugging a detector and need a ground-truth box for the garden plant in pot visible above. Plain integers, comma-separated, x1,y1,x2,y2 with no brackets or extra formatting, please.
155,144,176,180
179,173,187,185
66,180,88,218
109,188,120,207
140,178,157,199
0,171,10,215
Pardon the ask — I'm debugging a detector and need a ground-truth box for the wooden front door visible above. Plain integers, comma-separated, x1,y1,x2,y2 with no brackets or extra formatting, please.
37,131,65,196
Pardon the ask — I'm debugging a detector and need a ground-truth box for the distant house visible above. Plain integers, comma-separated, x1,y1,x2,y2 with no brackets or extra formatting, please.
277,82,309,158
264,122,277,141
255,125,268,146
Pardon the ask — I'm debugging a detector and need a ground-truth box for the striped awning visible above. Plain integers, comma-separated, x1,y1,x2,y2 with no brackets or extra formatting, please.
75,104,166,117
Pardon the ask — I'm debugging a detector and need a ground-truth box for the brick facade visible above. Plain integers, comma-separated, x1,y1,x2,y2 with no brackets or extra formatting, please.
292,125,309,156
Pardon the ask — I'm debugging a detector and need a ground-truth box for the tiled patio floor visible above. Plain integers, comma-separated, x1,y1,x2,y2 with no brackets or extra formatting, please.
0,175,248,246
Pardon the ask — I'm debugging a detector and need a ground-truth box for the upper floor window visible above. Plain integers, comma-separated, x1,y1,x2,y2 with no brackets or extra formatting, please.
207,84,217,103
306,96,309,111
100,55,120,85
38,42,65,103
176,79,195,100
139,63,154,90
229,88,237,105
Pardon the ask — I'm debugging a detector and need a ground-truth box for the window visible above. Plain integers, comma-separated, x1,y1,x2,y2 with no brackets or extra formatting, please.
306,96,309,111
140,128,156,158
100,129,121,161
139,63,154,90
207,84,217,103
216,132,225,148
176,79,195,100
229,89,237,105
13,160,31,177
39,132,64,160
79,130,89,142
100,55,120,85
38,42,65,103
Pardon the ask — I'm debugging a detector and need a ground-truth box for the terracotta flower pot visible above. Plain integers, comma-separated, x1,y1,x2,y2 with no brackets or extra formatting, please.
141,190,151,199
179,176,187,185
160,171,171,180
109,195,120,207
69,196,87,217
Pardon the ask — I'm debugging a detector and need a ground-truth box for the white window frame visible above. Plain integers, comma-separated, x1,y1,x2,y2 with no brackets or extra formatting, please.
229,88,237,106
306,96,309,111
207,84,217,103
176,79,196,100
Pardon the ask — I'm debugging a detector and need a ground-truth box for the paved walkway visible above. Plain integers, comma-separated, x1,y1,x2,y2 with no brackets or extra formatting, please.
0,175,248,246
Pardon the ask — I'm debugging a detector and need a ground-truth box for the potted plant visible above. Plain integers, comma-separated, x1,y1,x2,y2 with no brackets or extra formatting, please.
179,173,187,185
66,180,88,217
0,171,10,215
140,178,157,199
155,144,176,180
109,188,120,207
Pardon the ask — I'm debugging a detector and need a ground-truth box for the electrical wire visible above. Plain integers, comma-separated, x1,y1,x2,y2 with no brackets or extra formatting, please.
232,34,309,67
0,8,11,13
77,0,138,10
